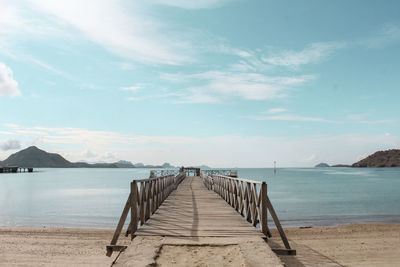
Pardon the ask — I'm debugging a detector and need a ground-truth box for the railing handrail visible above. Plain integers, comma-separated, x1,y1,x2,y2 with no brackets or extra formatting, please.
135,174,175,182
211,174,263,184
106,172,185,256
200,171,294,254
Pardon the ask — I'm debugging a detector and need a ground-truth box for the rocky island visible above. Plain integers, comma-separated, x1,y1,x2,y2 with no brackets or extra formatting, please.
352,149,400,167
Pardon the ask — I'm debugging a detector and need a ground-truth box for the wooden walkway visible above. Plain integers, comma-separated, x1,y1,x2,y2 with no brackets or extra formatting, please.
114,175,284,266
135,176,265,238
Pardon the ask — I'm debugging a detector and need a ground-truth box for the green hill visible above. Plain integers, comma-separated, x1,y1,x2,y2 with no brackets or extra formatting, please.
1,146,73,167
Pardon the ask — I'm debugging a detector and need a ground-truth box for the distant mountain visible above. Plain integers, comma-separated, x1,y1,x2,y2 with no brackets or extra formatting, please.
133,163,145,167
315,162,330,167
114,160,134,168
0,146,179,169
352,149,400,167
1,146,73,168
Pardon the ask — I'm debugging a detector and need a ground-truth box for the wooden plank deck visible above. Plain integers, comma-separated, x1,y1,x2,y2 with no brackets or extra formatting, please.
115,176,283,266
135,176,265,238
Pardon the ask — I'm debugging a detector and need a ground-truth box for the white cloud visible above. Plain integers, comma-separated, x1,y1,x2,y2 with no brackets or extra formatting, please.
0,62,21,97
0,139,21,151
301,154,316,163
120,85,142,92
161,71,314,101
154,0,232,9
1,0,193,65
174,88,220,104
263,42,346,68
1,124,399,167
346,113,395,124
0,1,21,36
265,108,287,114
81,149,96,158
253,114,330,122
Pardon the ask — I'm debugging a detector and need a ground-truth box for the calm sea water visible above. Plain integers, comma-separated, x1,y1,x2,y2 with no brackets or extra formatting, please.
1,168,399,228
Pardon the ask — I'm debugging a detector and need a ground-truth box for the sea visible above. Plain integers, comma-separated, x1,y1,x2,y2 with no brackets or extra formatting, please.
1,167,399,228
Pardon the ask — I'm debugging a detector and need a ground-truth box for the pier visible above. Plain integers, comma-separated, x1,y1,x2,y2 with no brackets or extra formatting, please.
0,166,33,173
107,168,294,266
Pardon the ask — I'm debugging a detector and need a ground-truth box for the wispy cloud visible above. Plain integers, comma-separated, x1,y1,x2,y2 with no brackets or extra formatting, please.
120,85,142,92
27,56,72,78
264,108,287,114
3,124,201,147
1,124,399,167
249,111,396,124
360,24,400,49
1,0,194,65
153,0,233,9
161,71,314,102
301,154,316,163
252,114,330,122
0,139,21,151
346,113,395,124
0,62,21,97
263,42,346,68
173,88,220,104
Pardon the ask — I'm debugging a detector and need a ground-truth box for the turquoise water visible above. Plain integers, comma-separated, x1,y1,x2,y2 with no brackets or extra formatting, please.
1,168,399,228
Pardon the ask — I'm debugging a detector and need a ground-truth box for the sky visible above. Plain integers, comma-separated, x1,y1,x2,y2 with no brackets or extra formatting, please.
0,0,399,167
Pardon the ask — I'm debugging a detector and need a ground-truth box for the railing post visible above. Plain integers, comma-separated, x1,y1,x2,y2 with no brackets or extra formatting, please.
130,181,138,240
260,182,269,236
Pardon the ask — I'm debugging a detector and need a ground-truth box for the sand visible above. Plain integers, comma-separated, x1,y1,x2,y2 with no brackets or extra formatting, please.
270,223,400,267
0,227,129,267
0,223,399,266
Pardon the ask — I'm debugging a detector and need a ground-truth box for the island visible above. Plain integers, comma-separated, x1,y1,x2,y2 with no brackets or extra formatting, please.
0,146,176,169
352,149,400,167
315,162,330,167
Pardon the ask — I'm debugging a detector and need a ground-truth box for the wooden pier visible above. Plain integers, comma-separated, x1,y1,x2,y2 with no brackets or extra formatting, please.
107,168,294,266
0,166,33,173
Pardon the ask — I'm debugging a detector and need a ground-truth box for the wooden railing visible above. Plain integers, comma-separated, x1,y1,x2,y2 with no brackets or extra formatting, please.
200,171,295,254
149,169,180,177
106,173,185,256
202,169,237,177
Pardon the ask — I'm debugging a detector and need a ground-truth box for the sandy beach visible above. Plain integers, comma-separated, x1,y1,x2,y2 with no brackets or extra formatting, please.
270,223,400,267
1,223,399,266
0,227,130,267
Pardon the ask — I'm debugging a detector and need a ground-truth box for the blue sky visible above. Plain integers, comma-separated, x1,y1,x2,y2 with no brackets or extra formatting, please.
0,0,399,167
